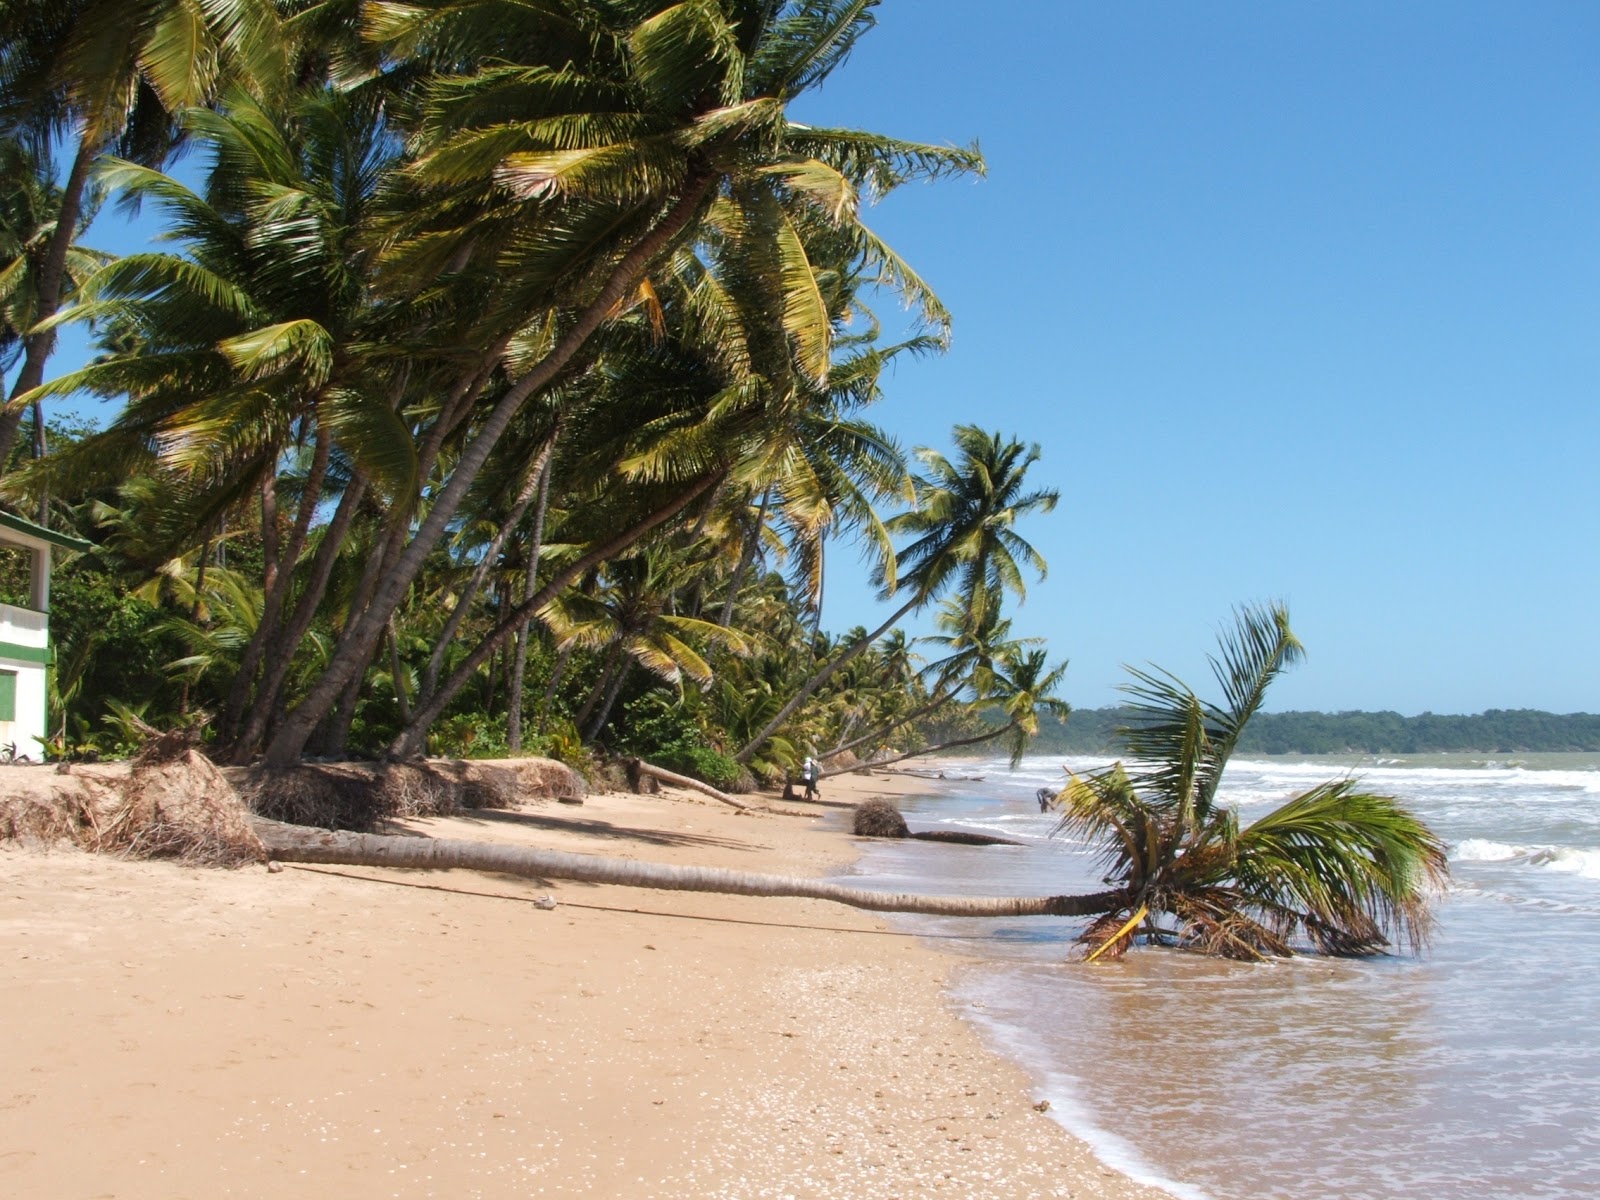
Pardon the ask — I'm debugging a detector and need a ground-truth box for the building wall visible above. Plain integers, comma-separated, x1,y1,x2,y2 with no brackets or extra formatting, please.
0,602,49,759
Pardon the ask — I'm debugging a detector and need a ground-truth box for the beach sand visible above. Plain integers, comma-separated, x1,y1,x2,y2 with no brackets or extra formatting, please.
0,767,1167,1199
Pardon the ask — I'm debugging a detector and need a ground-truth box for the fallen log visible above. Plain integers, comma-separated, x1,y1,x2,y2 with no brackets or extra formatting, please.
625,758,752,810
252,819,1123,919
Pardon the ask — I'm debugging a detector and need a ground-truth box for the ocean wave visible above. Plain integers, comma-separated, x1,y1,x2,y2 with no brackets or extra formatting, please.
1451,838,1600,880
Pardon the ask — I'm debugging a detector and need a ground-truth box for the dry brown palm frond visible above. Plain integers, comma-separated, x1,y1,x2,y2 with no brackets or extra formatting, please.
853,799,908,838
94,748,265,867
231,761,525,831
1076,908,1142,962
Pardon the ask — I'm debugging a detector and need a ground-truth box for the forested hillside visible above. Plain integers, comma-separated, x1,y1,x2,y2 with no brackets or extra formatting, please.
1035,707,1600,755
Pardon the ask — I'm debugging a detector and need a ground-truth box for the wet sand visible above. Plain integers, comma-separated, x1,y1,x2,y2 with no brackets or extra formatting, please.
0,767,1168,1199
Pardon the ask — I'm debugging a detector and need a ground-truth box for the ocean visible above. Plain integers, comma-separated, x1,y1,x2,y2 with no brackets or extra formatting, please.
842,753,1600,1200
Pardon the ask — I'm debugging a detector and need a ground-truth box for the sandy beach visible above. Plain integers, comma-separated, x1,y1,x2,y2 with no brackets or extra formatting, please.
1,766,1167,1199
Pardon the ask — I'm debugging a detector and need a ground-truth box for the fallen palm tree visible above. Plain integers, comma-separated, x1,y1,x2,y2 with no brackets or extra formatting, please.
8,607,1453,961
252,819,1117,918
852,799,1021,846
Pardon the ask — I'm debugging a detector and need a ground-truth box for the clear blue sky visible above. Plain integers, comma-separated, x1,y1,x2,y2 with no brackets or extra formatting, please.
792,1,1599,716
29,2,1600,716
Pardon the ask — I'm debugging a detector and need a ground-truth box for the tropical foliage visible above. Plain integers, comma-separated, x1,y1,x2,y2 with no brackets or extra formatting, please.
0,1,1081,781
1053,605,1450,961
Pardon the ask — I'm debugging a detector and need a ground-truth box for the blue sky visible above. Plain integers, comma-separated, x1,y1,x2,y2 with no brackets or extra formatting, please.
790,1,1599,715
27,2,1600,715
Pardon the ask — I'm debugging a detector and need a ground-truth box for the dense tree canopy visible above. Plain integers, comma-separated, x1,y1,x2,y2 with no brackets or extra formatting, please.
0,0,1075,783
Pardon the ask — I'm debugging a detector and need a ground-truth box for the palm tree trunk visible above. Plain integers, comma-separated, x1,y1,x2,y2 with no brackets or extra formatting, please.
823,686,961,761
252,822,1126,919
572,643,623,734
821,721,1015,778
625,759,754,810
419,430,557,703
264,169,717,768
507,459,553,752
540,643,576,726
221,472,371,758
388,619,410,724
734,591,926,764
30,399,48,524
0,137,95,465
383,470,722,760
260,472,280,598
312,668,365,758
583,656,631,743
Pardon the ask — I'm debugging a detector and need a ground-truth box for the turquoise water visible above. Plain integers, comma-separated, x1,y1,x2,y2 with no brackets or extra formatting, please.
844,754,1600,1199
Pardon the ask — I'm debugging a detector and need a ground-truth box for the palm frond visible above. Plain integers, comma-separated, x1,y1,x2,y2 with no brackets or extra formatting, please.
1231,781,1449,955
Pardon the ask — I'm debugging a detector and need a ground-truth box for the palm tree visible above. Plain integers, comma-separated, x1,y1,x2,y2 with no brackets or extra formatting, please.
259,0,982,766
0,140,110,459
823,614,1070,774
12,88,417,758
0,0,285,462
1054,604,1449,961
256,820,1125,919
735,424,1058,763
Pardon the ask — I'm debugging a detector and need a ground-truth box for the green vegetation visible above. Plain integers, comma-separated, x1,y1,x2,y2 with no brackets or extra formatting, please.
0,2,1069,782
1036,706,1600,756
1054,605,1449,960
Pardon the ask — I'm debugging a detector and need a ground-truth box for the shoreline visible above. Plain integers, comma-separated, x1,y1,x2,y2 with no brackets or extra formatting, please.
1,765,1169,1199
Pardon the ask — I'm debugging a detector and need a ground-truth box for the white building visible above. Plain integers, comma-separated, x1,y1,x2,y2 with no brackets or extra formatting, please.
0,510,89,760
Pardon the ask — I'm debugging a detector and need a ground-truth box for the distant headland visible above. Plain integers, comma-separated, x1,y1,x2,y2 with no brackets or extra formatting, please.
1038,708,1600,755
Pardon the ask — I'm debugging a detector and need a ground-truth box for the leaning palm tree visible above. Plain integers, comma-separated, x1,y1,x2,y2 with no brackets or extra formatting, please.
258,0,983,767
1054,604,1449,961
735,424,1058,763
0,0,285,461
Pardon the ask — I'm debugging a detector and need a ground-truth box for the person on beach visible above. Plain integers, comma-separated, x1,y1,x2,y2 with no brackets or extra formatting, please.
802,756,820,800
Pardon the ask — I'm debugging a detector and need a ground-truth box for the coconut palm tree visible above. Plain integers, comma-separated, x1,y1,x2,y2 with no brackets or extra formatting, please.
1054,604,1449,961
11,87,418,757
260,0,982,766
0,140,110,462
0,0,285,461
735,424,1058,763
255,820,1126,919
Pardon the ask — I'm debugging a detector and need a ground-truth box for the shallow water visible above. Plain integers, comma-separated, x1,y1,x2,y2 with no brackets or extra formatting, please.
845,753,1600,1200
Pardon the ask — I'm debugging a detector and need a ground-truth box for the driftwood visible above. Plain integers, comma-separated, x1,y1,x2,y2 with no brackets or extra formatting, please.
625,758,751,811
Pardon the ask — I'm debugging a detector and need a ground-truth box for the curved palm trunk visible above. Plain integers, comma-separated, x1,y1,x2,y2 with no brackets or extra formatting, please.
507,460,553,752
823,686,961,761
253,822,1125,919
419,428,558,703
384,470,723,759
572,642,624,733
0,138,95,465
718,490,770,625
583,656,631,743
735,590,924,764
539,643,577,725
265,169,717,768
821,721,1016,778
